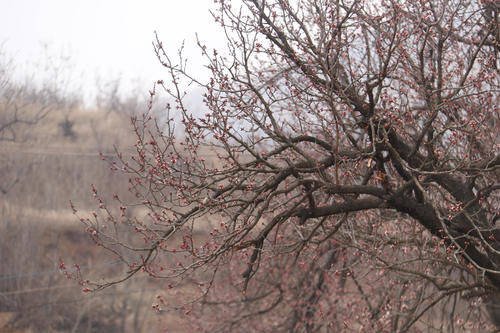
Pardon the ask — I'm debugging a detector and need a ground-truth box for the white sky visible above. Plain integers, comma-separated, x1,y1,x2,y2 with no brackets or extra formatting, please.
0,0,225,104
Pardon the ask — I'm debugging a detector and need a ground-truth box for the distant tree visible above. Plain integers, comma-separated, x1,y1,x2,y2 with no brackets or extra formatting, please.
78,0,500,331
0,53,51,143
0,47,53,195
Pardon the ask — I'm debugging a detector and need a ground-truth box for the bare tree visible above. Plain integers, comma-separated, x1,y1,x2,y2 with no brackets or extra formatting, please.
76,0,500,331
0,54,52,142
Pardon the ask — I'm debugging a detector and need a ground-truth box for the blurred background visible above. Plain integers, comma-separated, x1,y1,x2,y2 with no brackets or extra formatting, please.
0,1,220,331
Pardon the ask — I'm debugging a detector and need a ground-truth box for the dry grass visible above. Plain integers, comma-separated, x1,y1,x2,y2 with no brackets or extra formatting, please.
0,103,135,148
0,101,165,332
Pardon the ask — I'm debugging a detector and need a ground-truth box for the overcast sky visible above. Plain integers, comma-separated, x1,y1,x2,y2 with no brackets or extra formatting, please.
0,0,225,104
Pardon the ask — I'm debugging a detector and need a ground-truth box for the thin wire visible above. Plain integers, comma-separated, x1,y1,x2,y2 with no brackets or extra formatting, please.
0,149,128,157
0,274,161,297
0,148,218,158
0,260,122,281
0,284,74,296
22,286,163,312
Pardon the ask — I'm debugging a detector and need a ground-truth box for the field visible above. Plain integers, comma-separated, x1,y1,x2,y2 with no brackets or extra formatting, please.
0,102,190,332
